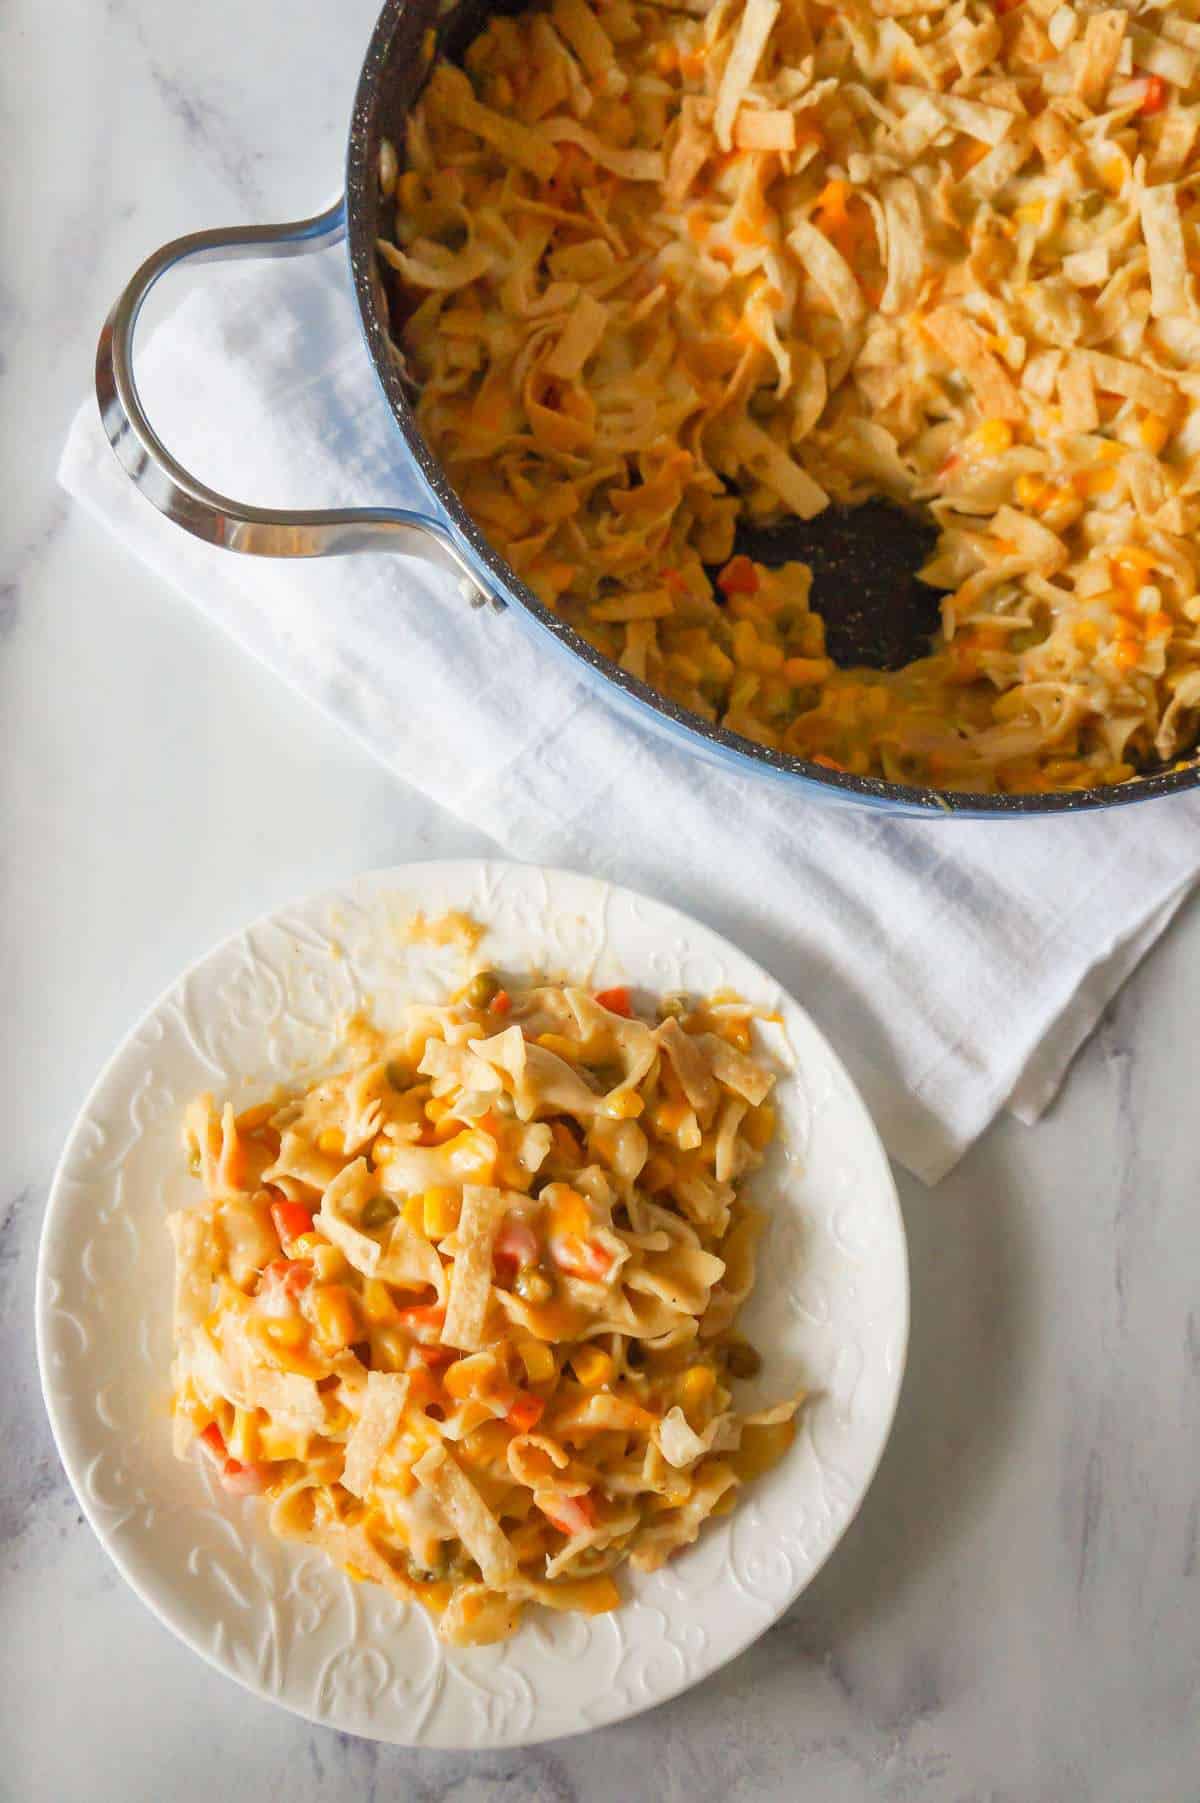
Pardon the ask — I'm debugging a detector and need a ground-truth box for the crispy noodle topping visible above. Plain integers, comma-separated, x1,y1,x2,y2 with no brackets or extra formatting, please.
169,978,802,1645
381,0,1200,793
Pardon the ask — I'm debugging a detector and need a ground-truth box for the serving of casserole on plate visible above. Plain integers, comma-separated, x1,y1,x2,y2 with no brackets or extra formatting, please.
37,862,906,1747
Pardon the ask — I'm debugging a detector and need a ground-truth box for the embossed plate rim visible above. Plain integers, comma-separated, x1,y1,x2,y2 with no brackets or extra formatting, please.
36,860,908,1748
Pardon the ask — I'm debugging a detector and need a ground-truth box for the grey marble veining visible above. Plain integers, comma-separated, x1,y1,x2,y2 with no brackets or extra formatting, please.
3,1,1200,1797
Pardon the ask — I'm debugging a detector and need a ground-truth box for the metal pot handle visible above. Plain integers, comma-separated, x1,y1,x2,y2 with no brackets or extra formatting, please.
95,195,490,599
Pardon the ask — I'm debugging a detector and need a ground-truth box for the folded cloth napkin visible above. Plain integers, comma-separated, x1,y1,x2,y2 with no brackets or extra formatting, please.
60,251,1200,1182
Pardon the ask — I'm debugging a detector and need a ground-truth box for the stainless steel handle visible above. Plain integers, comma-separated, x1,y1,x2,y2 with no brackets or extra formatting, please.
95,196,488,596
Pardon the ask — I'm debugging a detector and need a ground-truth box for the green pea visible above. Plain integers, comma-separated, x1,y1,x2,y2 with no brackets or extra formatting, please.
466,970,501,1008
362,1194,398,1231
514,1268,554,1304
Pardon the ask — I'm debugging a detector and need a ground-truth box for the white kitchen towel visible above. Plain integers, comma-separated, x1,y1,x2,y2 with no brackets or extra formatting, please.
60,250,1200,1182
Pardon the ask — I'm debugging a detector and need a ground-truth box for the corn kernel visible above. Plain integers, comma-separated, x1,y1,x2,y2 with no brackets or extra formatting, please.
317,1128,344,1156
1014,473,1050,510
518,1339,557,1385
257,1420,309,1462
549,1189,591,1239
403,1194,426,1233
655,1100,692,1134
227,1408,259,1463
782,655,832,685
372,1327,408,1372
536,1032,581,1061
425,1097,453,1125
680,1365,716,1414
743,1101,776,1150
1138,412,1171,454
311,1243,346,1283
444,1351,496,1398
423,1187,461,1238
973,418,1014,456
235,1102,275,1133
1111,546,1156,585
262,1317,308,1351
572,1346,615,1389
386,1463,417,1498
362,1279,399,1325
604,1089,645,1119
1013,200,1044,227
313,1285,359,1351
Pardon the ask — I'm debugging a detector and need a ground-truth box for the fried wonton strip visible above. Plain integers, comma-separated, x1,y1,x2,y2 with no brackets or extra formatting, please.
412,1441,518,1586
666,96,714,205
542,117,664,181
1140,186,1192,320
1151,106,1200,181
551,0,616,83
960,126,1031,201
1058,353,1099,433
315,1158,385,1276
700,1033,775,1105
167,1211,214,1337
715,0,781,151
924,309,1024,421
545,291,609,380
789,218,866,329
889,94,945,159
1076,350,1176,414
342,1371,410,1498
425,65,559,180
442,1185,507,1349
727,416,829,518
1074,10,1126,108
879,177,924,316
734,107,795,151
628,1462,740,1571
893,86,1016,145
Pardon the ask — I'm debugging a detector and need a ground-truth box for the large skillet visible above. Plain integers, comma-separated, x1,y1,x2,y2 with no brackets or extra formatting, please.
96,0,1200,817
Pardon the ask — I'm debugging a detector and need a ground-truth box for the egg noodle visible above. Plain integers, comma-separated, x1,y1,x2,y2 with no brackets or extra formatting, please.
380,0,1200,792
169,976,803,1645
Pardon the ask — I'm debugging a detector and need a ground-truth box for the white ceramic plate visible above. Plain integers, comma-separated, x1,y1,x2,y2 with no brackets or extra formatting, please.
37,862,907,1748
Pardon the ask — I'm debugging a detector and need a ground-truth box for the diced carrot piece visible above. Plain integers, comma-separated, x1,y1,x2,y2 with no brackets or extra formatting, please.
507,1393,546,1433
199,1422,227,1461
593,986,633,1017
270,1201,315,1247
717,555,759,597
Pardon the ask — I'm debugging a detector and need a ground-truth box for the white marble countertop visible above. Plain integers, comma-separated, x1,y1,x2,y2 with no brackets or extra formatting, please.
4,2,1200,1796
